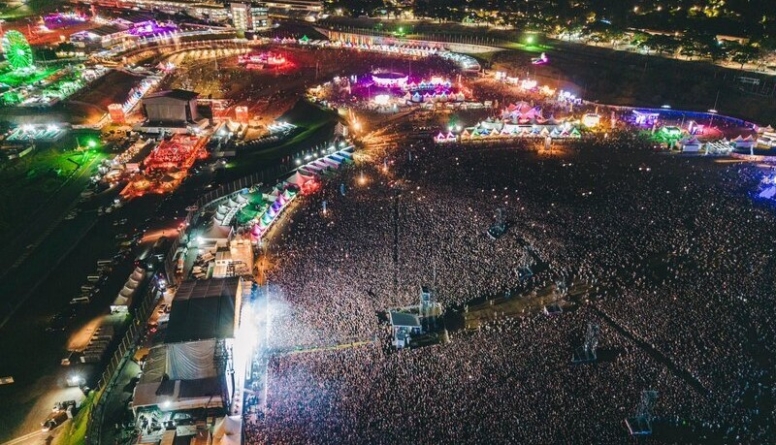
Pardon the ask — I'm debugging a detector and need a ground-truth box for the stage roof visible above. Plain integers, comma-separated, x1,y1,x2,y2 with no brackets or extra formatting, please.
389,311,421,328
145,89,200,101
133,376,225,412
166,277,240,343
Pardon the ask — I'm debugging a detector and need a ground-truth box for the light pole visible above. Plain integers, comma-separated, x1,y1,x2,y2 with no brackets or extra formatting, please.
709,90,720,128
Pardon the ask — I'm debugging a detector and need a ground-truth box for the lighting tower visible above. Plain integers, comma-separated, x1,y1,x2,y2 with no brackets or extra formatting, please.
571,322,600,363
625,390,659,435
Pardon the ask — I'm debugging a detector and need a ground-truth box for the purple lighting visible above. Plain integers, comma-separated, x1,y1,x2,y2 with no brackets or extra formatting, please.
44,12,87,28
128,21,178,37
531,52,549,65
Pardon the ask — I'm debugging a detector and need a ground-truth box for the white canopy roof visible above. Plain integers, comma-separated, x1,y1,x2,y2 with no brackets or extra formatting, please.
213,415,243,445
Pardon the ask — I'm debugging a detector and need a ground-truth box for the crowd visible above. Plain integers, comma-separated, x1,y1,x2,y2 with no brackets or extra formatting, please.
243,131,775,443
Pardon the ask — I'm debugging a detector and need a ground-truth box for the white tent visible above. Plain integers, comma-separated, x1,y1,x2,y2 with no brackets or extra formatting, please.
681,137,702,152
285,171,308,186
735,135,755,149
213,415,242,445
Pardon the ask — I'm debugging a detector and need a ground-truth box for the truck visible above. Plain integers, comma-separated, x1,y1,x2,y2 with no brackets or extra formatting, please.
70,296,91,305
41,410,69,432
97,259,114,266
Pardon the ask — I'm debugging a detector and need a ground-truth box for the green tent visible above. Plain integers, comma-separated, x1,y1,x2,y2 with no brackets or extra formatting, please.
236,207,260,225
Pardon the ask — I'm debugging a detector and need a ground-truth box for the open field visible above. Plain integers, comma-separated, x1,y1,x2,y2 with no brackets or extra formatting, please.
0,142,100,239
0,67,59,88
488,41,776,124
65,70,143,123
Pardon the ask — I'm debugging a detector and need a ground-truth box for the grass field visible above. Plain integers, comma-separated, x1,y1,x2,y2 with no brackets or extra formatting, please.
0,140,102,239
227,101,337,178
0,67,59,88
0,0,59,19
489,39,776,124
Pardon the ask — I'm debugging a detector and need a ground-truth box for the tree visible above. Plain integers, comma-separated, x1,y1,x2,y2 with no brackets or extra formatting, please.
731,43,761,69
646,34,679,56
631,31,649,48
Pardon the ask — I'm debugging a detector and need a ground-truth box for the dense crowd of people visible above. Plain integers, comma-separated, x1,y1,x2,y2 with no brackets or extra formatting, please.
242,130,775,443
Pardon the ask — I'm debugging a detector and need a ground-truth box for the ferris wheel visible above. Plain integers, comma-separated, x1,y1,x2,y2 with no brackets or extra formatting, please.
2,31,34,70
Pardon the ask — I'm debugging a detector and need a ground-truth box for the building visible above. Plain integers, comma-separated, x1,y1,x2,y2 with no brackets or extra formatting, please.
230,2,271,32
69,24,130,48
108,0,231,22
142,89,199,123
263,0,322,18
70,17,177,49
140,89,208,133
187,2,230,21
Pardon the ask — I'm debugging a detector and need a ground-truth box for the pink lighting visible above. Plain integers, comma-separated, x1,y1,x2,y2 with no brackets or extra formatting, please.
237,51,292,70
371,72,408,88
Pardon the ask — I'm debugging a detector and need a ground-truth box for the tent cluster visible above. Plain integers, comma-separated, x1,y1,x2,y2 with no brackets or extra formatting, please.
303,37,441,57
297,147,354,177
274,36,308,45
404,91,466,103
439,52,481,71
405,79,452,91
336,41,440,57
279,34,478,71
446,123,581,143
435,132,458,143
676,136,738,155
500,101,544,123
250,145,355,240
704,140,734,155
265,121,297,135
214,193,249,227
731,135,756,149
678,136,702,152
251,186,299,239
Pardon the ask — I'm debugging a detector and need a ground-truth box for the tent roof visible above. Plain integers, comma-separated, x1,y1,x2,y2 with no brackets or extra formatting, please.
285,172,308,185
145,89,199,101
133,377,225,411
213,415,243,445
389,311,421,327
165,278,240,343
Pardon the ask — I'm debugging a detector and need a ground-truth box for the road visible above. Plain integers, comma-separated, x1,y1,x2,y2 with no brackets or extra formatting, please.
0,429,48,445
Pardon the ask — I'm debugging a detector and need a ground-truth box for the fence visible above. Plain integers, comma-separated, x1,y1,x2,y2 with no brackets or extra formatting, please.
193,163,292,211
86,276,159,445
588,103,758,129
